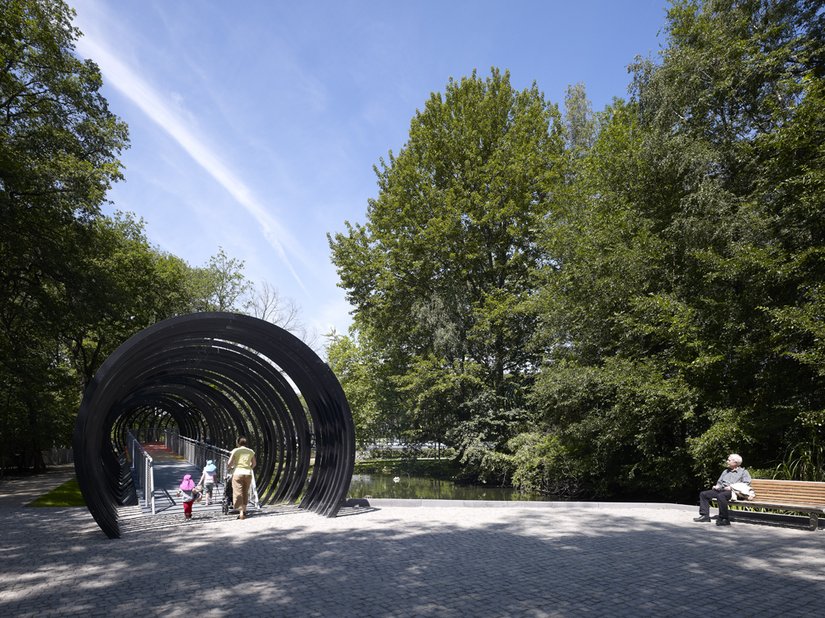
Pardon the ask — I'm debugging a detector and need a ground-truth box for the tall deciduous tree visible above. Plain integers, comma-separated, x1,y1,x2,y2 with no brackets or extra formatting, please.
531,0,825,497
0,0,276,471
330,69,563,469
247,280,317,347
0,0,128,469
64,213,196,388
248,281,298,326
188,247,251,313
629,0,825,480
325,332,389,447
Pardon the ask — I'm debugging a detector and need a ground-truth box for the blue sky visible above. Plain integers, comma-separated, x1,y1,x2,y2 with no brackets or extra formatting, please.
68,0,670,349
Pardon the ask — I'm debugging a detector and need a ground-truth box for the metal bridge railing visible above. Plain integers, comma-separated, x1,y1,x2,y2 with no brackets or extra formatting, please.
127,430,155,514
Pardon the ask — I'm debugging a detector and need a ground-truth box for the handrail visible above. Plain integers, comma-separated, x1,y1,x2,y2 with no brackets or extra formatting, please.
164,429,260,510
126,430,155,514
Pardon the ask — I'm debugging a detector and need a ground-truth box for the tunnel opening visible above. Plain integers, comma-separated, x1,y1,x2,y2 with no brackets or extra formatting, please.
73,312,355,538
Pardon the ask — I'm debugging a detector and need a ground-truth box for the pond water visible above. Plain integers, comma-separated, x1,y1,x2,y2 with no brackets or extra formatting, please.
348,473,548,501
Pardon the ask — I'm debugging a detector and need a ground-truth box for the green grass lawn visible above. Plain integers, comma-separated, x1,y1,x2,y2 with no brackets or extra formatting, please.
27,477,86,507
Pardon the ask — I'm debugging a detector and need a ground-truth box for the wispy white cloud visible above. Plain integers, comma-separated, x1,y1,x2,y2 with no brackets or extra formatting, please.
73,26,308,290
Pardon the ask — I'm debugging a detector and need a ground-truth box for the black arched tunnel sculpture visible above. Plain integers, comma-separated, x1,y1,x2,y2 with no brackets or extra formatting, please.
73,312,355,538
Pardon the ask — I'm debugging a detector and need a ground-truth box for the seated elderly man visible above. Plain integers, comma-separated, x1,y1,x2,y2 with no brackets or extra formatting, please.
694,453,752,526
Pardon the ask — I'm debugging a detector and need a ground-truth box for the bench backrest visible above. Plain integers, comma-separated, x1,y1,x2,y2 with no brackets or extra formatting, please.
751,479,825,506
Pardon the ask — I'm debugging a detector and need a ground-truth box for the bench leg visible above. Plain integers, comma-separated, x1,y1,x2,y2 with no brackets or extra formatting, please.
810,513,819,531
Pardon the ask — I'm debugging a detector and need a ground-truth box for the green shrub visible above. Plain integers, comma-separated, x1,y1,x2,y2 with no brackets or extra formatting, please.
773,439,825,481
508,432,583,499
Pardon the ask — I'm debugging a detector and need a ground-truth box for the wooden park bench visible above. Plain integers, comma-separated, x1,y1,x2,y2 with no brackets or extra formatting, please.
722,479,825,531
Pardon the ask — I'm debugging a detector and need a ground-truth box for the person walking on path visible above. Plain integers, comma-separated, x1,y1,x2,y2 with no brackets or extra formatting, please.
177,474,200,520
197,460,218,505
227,437,256,520
694,453,752,526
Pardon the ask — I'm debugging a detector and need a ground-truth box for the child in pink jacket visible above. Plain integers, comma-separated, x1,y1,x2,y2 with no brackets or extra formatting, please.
177,474,200,520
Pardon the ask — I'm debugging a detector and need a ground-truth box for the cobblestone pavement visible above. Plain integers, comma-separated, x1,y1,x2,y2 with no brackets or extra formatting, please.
1,470,824,617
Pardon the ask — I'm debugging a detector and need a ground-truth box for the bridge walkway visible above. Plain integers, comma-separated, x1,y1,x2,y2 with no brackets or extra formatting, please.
133,443,228,516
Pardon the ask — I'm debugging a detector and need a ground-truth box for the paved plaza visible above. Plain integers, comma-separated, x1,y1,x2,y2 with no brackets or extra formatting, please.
1,466,824,617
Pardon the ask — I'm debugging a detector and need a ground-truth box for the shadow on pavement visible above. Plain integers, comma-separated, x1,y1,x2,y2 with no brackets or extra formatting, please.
1,502,823,617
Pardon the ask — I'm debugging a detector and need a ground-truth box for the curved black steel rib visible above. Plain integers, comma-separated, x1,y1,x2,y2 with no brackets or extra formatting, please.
73,312,355,538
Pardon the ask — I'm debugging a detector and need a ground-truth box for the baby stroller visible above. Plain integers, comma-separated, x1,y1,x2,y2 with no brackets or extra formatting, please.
221,471,260,515
221,472,233,515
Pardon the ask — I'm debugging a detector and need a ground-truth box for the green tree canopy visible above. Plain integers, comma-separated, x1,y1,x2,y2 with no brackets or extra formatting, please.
330,68,563,470
188,247,252,313
0,0,129,469
0,0,312,471
530,0,825,497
